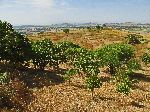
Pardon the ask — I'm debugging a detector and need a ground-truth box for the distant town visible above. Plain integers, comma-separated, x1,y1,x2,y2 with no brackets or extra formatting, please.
14,22,150,36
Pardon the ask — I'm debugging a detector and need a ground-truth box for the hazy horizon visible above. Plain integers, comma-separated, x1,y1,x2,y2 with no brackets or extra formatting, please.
0,0,150,25
13,22,150,26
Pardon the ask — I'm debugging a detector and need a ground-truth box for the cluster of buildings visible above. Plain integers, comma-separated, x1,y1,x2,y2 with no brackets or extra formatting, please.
14,22,150,35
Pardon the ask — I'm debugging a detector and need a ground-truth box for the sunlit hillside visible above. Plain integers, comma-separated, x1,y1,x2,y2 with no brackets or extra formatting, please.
1,22,150,112
28,29,129,49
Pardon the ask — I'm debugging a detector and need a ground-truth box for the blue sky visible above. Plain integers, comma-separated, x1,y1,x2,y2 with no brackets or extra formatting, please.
0,0,150,25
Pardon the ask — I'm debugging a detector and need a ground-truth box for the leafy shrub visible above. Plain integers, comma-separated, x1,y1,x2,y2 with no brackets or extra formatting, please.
142,53,150,65
113,69,132,95
125,34,142,45
116,74,131,95
95,43,135,75
64,47,100,77
63,29,69,33
55,41,81,63
56,41,80,52
64,69,79,84
0,72,10,84
65,47,87,64
73,50,100,76
127,59,141,72
86,75,102,98
63,47,102,97
95,43,141,95
96,25,102,30
113,58,140,95
30,39,54,70
50,44,64,70
0,20,31,64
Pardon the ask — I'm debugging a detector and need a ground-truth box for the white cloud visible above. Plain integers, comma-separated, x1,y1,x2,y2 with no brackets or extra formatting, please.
15,0,53,8
33,0,53,7
0,0,54,8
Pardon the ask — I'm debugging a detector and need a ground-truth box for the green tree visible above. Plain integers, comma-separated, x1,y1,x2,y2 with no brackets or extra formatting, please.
95,43,141,95
31,39,54,70
102,24,107,29
96,25,101,30
0,20,31,64
55,41,81,64
86,75,102,98
63,29,69,33
64,47,102,97
95,43,135,75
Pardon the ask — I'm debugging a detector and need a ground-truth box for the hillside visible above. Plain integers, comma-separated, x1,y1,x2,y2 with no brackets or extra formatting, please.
27,29,150,112
28,29,128,49
1,28,150,112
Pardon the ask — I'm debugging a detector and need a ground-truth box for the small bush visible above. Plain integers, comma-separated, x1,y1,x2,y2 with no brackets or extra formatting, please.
95,43,135,75
63,29,69,33
55,41,81,64
115,70,131,95
87,27,92,31
31,39,54,70
96,25,102,30
127,59,141,71
0,72,10,84
142,53,150,65
116,77,131,95
86,75,102,98
125,34,142,45
64,69,78,84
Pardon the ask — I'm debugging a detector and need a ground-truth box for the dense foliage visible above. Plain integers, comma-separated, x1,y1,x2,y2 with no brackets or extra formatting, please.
30,39,54,70
0,20,31,64
95,43,141,95
96,25,102,30
86,75,102,98
142,53,150,65
95,43,135,75
63,29,69,33
0,72,10,85
125,34,142,45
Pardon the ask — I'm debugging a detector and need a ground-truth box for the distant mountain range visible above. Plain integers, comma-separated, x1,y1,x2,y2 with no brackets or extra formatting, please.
14,22,150,28
14,22,98,28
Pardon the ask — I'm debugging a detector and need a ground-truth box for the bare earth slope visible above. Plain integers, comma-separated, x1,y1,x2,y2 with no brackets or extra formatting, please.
26,29,150,112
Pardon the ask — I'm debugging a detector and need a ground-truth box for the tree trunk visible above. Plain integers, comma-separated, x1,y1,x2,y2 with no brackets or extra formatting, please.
109,65,116,75
39,66,44,71
91,89,94,100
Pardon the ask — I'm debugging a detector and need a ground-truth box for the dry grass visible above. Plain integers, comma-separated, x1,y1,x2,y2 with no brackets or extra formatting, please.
28,29,128,50
27,69,150,112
